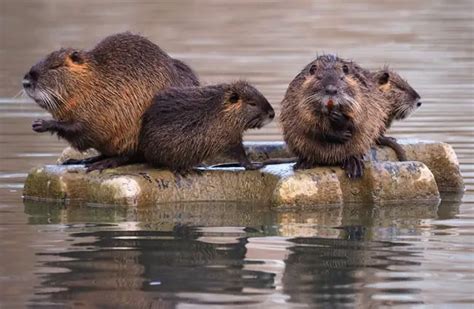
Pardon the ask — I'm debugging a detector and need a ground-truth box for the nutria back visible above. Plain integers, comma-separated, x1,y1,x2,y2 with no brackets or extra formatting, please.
280,54,389,165
171,58,200,86
23,32,199,157
140,81,274,172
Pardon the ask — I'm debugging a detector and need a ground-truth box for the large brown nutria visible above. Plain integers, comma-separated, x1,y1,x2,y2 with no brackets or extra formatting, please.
280,54,388,178
139,81,275,174
23,32,199,171
372,67,422,161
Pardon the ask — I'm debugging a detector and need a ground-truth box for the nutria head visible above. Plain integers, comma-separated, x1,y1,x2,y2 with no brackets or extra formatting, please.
373,68,421,121
22,48,91,114
298,55,363,115
224,81,275,129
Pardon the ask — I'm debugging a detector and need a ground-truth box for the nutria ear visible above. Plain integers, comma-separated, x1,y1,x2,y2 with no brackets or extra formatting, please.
378,72,389,85
69,51,84,64
229,92,240,104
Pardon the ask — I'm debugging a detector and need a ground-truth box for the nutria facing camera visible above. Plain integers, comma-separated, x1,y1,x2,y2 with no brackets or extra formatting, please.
280,54,388,178
139,81,275,174
23,32,199,171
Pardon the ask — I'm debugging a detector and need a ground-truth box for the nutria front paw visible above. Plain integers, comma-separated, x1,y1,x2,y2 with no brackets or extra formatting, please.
339,130,353,143
329,110,347,127
32,119,54,133
325,131,352,144
342,156,365,179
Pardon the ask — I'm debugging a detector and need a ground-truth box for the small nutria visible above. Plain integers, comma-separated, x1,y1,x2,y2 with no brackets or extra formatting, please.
23,32,199,171
372,67,422,161
139,81,275,174
280,55,388,178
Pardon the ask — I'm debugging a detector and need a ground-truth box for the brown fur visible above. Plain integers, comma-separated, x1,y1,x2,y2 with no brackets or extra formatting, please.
171,58,200,87
23,32,199,166
139,81,275,173
371,67,421,160
372,67,421,132
280,55,389,171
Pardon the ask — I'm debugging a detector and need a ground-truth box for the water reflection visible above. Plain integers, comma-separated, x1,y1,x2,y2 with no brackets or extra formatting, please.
35,229,277,307
22,199,464,307
282,237,422,307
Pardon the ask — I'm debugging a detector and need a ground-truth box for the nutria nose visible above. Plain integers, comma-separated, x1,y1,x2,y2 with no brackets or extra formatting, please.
22,78,31,89
417,101,422,107
325,85,338,96
24,69,39,83
268,109,275,119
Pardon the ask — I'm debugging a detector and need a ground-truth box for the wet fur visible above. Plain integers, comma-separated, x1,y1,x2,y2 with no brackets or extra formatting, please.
372,67,421,133
372,67,421,160
140,81,274,173
24,32,199,159
280,55,389,166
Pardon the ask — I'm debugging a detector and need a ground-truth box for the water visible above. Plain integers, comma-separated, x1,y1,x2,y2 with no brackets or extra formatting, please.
1,0,473,307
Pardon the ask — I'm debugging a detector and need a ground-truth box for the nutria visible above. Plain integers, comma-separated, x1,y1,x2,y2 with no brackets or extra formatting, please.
139,81,275,174
372,68,422,161
280,55,388,178
23,32,199,171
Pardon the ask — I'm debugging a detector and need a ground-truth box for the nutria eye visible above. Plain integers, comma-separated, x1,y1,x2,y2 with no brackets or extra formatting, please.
229,92,239,103
70,51,83,64
247,101,256,106
309,65,317,75
342,65,349,74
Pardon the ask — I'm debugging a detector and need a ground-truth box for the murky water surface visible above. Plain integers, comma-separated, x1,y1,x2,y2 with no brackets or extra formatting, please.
1,0,473,307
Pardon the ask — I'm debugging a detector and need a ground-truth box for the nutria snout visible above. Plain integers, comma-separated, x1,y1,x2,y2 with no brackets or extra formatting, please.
301,58,359,117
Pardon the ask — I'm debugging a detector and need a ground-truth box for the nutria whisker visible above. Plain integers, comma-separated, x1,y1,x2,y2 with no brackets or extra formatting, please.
12,89,24,99
42,87,60,112
301,93,324,107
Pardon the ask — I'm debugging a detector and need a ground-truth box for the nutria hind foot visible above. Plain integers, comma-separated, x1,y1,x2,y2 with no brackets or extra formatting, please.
62,154,107,166
342,155,365,179
85,155,133,172
376,135,407,161
293,158,315,170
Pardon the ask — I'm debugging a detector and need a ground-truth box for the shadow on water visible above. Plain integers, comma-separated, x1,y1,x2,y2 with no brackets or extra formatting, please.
21,198,463,307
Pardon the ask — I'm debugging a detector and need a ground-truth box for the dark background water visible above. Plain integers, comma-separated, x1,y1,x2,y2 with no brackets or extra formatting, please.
0,0,473,307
